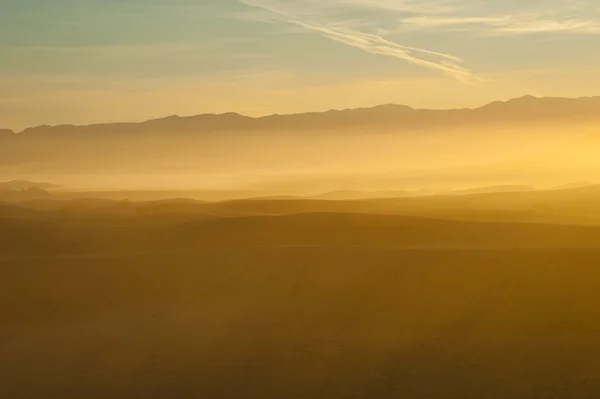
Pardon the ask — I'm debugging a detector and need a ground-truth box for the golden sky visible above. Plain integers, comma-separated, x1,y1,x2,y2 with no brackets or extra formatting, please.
2,0,600,130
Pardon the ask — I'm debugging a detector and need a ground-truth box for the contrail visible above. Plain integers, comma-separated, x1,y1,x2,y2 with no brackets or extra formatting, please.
239,0,481,83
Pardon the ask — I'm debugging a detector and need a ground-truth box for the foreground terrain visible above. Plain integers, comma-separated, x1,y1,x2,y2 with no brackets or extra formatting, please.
3,197,600,398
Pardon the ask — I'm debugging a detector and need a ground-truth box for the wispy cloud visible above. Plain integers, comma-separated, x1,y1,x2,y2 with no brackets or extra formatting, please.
492,18,600,34
332,0,459,15
239,0,600,36
399,15,600,35
238,0,480,83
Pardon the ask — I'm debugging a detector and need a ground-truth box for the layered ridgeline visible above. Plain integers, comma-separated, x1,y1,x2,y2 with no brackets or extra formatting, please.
4,96,600,399
5,95,600,137
3,182,600,226
2,95,600,190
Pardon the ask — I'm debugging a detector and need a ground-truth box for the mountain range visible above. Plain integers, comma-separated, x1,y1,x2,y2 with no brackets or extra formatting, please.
3,95,600,191
0,180,62,191
3,95,600,137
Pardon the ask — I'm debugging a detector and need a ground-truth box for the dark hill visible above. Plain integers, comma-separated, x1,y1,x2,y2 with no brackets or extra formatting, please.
4,210,600,257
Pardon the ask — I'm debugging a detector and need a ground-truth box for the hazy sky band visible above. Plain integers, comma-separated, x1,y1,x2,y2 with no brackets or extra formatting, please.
1,0,600,129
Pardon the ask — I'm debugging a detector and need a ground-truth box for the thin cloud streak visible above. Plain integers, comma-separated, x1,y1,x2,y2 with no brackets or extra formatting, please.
238,0,480,83
242,0,600,36
331,0,460,15
290,21,475,82
399,15,600,35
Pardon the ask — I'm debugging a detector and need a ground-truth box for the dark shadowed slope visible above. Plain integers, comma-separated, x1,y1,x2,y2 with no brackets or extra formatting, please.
4,211,600,257
9,183,600,225
3,247,600,398
4,189,600,398
194,185,600,224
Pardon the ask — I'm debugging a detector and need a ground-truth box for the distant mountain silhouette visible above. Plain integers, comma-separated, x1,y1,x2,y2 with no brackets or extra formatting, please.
552,181,595,190
311,190,414,200
0,181,61,190
3,95,600,188
4,95,600,137
0,187,53,202
0,129,14,137
440,185,536,196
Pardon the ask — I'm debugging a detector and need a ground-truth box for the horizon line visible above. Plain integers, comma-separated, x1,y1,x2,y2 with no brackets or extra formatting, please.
6,94,600,134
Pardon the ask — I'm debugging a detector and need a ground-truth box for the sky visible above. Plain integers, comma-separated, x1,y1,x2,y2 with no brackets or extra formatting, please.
2,0,600,130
